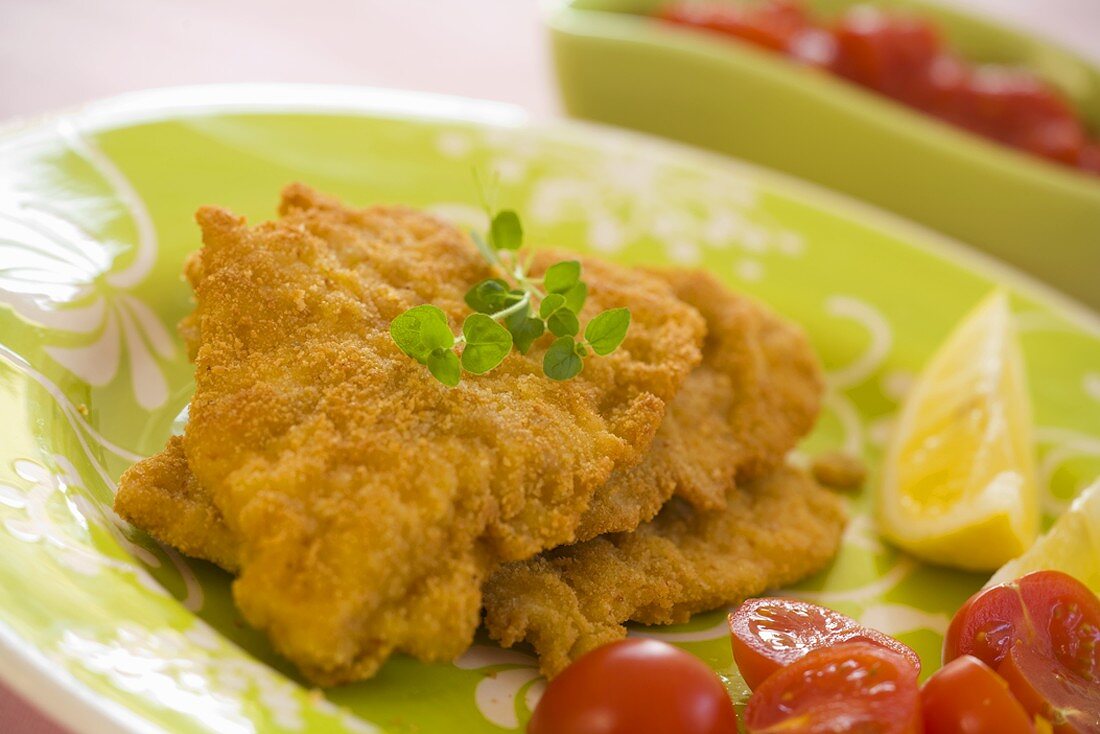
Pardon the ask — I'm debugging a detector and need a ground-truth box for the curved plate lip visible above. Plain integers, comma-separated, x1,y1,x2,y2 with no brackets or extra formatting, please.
0,81,1097,734
0,619,166,734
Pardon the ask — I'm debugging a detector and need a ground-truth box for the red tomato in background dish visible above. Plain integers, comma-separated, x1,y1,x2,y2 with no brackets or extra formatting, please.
957,69,1085,163
743,641,922,734
831,6,941,100
527,638,737,734
1079,143,1100,174
659,0,809,52
729,597,921,689
944,571,1100,734
920,655,1032,734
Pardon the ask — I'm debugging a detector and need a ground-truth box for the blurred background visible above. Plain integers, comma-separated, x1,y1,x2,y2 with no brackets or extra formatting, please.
3,0,1098,120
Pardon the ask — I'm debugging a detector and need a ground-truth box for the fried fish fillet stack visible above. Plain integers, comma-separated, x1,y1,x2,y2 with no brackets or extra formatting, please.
483,466,846,676
119,184,704,685
114,184,845,686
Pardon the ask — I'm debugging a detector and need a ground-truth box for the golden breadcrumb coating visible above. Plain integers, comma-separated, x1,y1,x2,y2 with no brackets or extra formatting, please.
118,269,821,572
812,450,868,491
482,465,847,677
113,435,238,572
575,270,822,537
116,184,703,685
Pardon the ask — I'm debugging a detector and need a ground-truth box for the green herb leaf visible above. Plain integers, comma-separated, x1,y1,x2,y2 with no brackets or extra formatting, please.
504,310,545,354
490,210,523,251
544,260,581,295
461,314,513,374
547,309,580,337
539,293,566,319
574,341,588,357
465,278,512,314
426,348,461,387
563,282,588,314
584,308,631,356
543,336,584,381
390,305,454,362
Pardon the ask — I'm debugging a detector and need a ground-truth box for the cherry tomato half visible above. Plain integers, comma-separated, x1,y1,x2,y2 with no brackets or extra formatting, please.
743,641,922,734
729,597,921,689
944,570,1100,734
998,640,1100,734
527,638,737,734
920,654,1032,734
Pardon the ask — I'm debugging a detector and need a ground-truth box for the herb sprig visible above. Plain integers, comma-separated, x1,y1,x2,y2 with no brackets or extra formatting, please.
389,197,630,387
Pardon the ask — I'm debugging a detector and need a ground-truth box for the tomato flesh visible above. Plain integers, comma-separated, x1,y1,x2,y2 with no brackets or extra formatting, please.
920,654,1032,734
945,571,1100,669
943,581,1023,666
831,6,941,100
998,641,1100,734
527,638,737,734
945,571,1100,734
744,641,922,734
729,596,921,689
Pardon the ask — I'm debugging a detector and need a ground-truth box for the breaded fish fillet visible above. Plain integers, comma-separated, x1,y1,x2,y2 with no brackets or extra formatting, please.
573,270,822,537
482,465,847,677
125,268,821,565
116,184,705,685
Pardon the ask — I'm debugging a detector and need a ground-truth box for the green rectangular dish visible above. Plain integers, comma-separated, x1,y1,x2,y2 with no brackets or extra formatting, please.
547,0,1100,308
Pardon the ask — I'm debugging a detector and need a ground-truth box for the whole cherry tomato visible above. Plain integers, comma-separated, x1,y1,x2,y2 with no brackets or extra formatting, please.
729,596,921,689
920,654,1032,734
527,638,737,734
944,570,1100,734
743,641,922,734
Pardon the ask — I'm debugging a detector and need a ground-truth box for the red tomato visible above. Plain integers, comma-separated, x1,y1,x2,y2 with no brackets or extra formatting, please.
527,638,737,734
916,53,971,124
1079,143,1100,174
655,1,1100,176
659,0,809,52
832,6,941,100
743,641,922,734
998,641,1100,734
729,597,921,690
920,655,1032,734
957,69,1085,163
944,571,1100,734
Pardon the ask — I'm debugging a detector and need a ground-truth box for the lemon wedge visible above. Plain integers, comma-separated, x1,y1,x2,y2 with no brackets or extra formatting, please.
988,480,1100,592
878,291,1038,571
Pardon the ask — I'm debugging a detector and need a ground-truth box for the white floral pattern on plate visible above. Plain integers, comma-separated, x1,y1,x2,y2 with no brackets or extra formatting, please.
0,121,174,410
435,127,805,280
56,624,378,734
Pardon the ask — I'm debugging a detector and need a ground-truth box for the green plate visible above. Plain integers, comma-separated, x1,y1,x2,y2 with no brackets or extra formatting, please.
1,84,1098,734
547,0,1100,309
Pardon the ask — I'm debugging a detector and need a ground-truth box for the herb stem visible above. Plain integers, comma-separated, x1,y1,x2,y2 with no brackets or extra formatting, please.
489,292,531,322
515,275,545,300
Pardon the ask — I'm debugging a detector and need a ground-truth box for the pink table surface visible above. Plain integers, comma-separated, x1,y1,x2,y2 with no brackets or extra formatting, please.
2,0,1098,731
